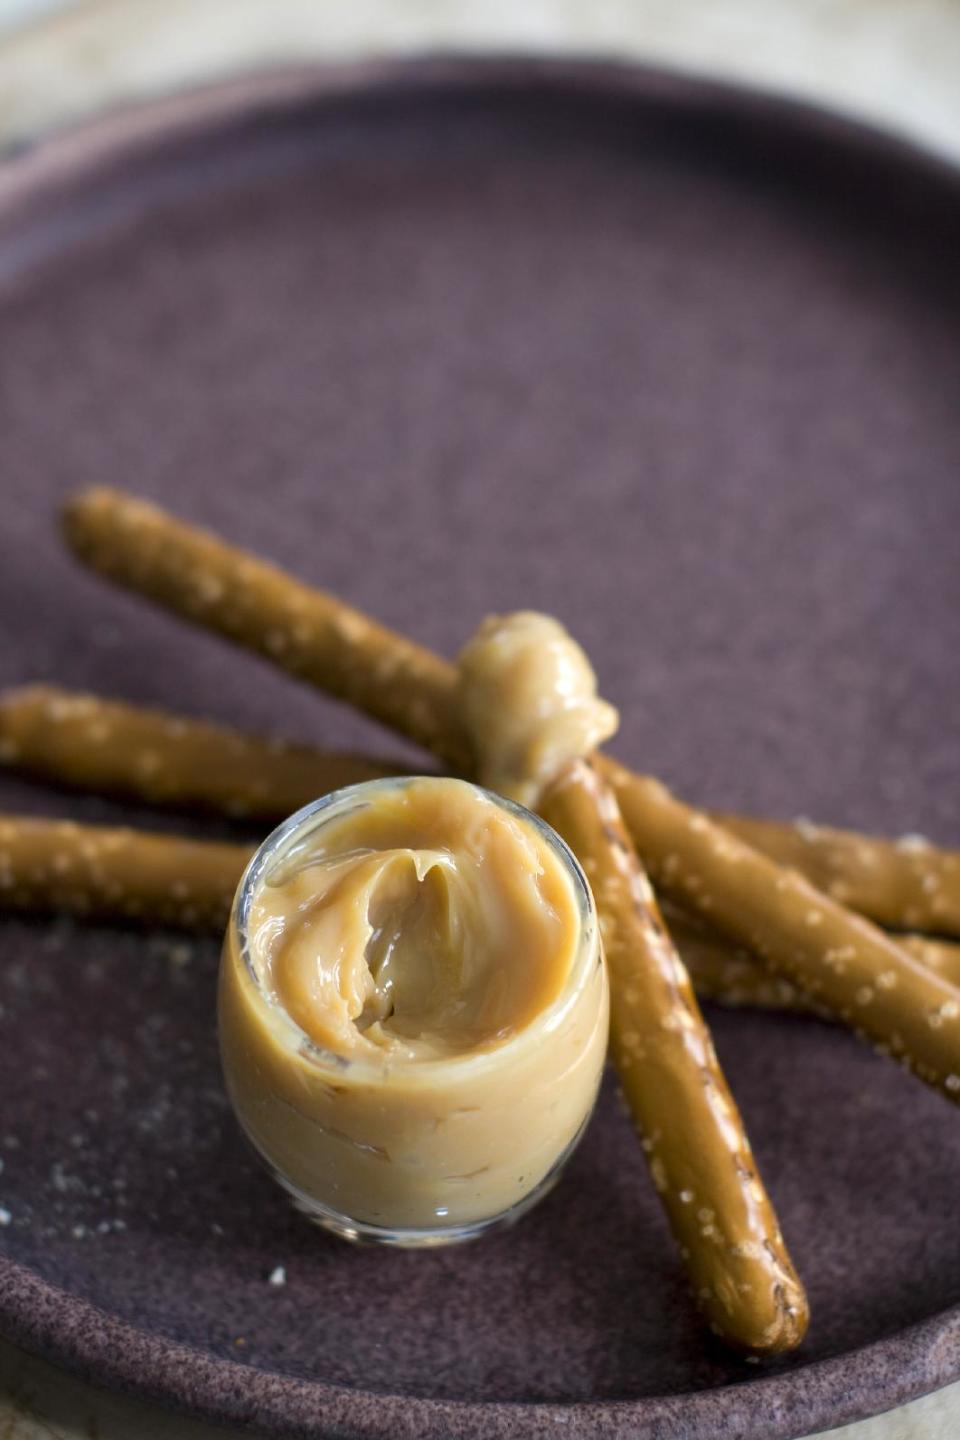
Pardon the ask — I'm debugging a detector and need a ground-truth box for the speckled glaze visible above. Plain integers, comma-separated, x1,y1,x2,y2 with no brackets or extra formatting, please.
1,59,959,1440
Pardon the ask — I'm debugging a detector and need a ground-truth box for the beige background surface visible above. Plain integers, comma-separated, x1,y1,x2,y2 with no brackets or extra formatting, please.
0,2,958,1436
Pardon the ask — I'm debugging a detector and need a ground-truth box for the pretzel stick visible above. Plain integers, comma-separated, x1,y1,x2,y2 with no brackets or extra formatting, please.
0,685,397,818
667,905,960,1014
541,759,808,1352
0,815,250,928
62,489,960,934
604,761,960,1102
713,812,960,938
62,488,470,772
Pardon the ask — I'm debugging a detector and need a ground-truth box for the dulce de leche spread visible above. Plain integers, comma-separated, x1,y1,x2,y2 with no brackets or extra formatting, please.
457,612,619,807
219,776,607,1236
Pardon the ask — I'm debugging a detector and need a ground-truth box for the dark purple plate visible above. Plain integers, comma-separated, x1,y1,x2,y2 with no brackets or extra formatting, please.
1,58,959,1440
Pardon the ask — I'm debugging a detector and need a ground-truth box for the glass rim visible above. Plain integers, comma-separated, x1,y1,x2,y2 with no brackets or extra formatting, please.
231,774,600,1084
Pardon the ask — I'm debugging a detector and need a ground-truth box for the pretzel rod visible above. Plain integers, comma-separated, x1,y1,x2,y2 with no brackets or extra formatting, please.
673,917,960,1013
63,490,959,935
712,812,960,938
541,759,808,1352
604,760,960,1102
0,815,250,929
62,488,470,772
0,685,397,819
667,905,960,1015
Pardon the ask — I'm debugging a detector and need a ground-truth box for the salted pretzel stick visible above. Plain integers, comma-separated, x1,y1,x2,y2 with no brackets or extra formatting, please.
62,490,959,934
62,488,470,772
0,815,250,929
666,904,960,1014
454,614,806,1351
542,759,808,1352
713,812,960,938
0,685,396,819
604,760,960,1102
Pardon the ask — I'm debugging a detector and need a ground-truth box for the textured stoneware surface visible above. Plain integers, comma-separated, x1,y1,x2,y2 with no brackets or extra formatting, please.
0,60,959,1440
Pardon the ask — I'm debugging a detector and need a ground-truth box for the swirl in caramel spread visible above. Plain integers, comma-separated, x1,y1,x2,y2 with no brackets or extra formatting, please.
247,777,581,1061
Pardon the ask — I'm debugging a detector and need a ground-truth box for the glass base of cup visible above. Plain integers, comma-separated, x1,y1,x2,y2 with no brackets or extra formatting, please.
285,1162,567,1248
247,1120,587,1248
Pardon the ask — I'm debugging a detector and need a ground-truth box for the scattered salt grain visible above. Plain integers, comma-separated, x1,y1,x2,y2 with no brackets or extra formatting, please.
268,1266,287,1287
0,1206,11,1226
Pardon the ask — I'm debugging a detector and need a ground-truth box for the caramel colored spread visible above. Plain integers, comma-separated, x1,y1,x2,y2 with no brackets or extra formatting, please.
457,612,619,806
248,778,579,1061
219,777,608,1234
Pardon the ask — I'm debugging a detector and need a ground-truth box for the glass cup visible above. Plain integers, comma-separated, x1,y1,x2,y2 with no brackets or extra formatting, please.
218,777,608,1248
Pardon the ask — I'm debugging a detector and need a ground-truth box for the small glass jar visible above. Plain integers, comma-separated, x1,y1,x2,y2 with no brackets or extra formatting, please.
218,777,608,1247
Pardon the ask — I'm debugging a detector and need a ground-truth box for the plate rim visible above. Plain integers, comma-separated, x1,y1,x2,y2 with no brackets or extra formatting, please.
3,1256,959,1440
1,52,959,1440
